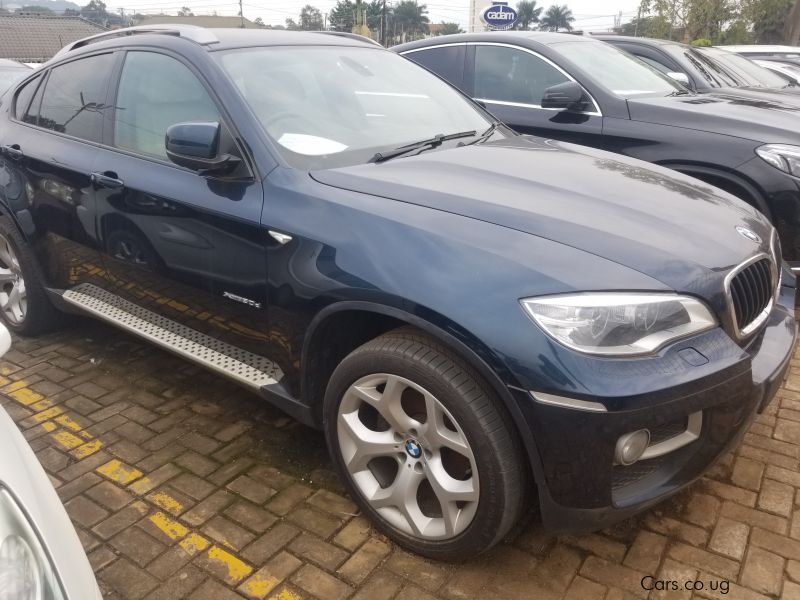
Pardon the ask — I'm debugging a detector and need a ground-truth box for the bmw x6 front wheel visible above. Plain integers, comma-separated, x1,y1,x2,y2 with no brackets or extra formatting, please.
323,327,526,560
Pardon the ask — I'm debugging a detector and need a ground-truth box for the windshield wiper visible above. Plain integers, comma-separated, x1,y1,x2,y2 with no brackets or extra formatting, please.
460,122,501,146
369,130,477,164
667,89,692,96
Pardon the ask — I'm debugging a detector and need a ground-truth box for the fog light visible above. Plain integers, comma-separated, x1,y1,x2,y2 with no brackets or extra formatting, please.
615,429,650,465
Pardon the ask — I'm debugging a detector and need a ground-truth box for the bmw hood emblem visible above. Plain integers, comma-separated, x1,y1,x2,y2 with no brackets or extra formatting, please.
405,439,422,459
735,225,761,244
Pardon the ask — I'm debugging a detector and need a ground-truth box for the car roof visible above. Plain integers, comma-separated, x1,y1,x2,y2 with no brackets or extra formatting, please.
591,34,675,47
52,25,380,63
720,45,800,53
393,30,594,52
0,58,30,69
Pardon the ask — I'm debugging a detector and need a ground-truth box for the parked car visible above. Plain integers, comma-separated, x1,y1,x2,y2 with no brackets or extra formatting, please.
722,44,800,66
595,36,798,95
0,25,795,560
0,323,102,599
394,32,800,267
0,59,31,95
754,58,800,82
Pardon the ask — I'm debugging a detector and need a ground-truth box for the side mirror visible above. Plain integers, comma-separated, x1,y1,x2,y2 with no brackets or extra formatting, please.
541,81,588,111
667,71,691,86
165,122,240,176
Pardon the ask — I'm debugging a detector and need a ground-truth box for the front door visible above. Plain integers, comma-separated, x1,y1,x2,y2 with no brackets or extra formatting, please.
92,49,271,358
466,43,604,146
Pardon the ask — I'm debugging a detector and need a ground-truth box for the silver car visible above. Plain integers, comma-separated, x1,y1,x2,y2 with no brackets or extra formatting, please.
0,324,102,600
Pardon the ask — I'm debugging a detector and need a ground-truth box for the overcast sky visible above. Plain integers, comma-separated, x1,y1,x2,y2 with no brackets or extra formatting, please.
105,0,643,32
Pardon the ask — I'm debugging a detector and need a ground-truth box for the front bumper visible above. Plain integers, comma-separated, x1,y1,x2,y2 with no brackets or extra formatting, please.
519,283,797,532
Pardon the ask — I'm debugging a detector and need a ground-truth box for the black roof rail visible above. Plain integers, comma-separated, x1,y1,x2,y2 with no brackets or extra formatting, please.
53,24,219,59
316,31,382,46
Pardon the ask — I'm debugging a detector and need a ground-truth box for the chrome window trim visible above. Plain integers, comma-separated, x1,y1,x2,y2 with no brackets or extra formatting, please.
724,251,777,340
401,41,603,117
530,391,607,412
639,411,702,460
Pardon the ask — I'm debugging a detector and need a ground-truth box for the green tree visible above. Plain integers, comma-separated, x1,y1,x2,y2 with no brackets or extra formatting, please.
747,0,793,42
177,6,193,16
254,16,265,26
539,4,575,31
437,21,464,34
299,4,325,29
393,1,429,41
515,0,542,29
329,0,357,31
81,0,108,24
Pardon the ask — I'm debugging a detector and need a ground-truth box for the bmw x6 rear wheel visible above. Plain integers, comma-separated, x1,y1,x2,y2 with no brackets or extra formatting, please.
0,216,62,335
323,327,526,560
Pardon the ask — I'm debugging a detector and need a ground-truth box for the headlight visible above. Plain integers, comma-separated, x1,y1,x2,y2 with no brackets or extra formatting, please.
0,488,64,600
521,293,717,356
756,144,800,176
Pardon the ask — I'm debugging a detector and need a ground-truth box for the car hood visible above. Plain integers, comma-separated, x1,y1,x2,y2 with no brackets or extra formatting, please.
311,136,773,293
628,91,800,143
0,394,102,599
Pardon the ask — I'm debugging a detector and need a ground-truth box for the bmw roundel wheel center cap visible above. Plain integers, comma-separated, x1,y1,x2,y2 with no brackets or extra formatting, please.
404,438,422,459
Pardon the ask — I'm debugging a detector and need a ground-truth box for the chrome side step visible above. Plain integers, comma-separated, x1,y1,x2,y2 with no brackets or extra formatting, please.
62,283,283,390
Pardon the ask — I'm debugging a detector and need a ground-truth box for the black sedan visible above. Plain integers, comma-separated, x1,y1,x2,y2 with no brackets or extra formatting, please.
394,32,800,267
596,35,799,95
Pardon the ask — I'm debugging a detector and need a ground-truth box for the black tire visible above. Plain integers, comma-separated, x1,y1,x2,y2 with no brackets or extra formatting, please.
0,215,63,335
323,327,527,561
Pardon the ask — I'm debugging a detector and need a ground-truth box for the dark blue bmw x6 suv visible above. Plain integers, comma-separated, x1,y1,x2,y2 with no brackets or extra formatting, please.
0,25,795,560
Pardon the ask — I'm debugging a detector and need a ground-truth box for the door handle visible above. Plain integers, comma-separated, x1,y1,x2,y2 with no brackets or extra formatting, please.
1,145,23,160
90,171,124,189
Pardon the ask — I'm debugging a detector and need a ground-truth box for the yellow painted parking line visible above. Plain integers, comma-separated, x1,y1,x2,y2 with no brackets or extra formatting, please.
128,476,154,495
178,533,210,556
71,439,103,460
3,380,31,393
148,491,184,515
207,546,253,584
148,512,188,541
30,398,54,412
51,431,84,450
268,588,302,600
31,406,62,423
55,414,84,432
39,421,57,433
240,573,280,598
8,387,44,406
96,459,143,485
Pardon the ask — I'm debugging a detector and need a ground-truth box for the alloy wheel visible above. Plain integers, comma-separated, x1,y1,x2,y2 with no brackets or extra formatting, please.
337,373,479,540
0,233,26,324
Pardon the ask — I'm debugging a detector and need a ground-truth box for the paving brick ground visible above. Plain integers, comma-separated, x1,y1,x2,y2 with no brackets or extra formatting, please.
4,316,800,599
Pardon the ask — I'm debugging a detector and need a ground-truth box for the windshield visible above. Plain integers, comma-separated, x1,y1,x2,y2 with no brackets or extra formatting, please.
689,47,788,88
0,68,29,94
554,40,683,98
215,46,493,169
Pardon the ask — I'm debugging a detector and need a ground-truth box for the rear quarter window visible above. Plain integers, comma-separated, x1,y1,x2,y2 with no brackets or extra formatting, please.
404,45,466,91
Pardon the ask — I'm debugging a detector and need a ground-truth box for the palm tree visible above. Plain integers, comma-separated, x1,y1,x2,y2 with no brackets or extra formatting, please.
393,0,429,42
515,0,542,30
540,4,574,31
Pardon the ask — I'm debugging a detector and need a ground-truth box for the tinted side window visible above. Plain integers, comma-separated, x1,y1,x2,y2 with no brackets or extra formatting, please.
14,75,40,121
637,55,673,75
474,45,569,105
406,46,466,91
114,52,220,160
38,53,114,142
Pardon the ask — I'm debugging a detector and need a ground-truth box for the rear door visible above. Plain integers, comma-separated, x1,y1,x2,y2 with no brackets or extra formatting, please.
0,52,115,291
92,49,272,359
